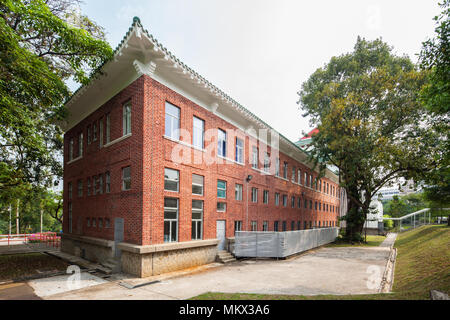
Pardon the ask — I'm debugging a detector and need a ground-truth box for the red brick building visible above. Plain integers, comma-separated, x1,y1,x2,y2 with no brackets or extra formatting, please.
61,18,341,277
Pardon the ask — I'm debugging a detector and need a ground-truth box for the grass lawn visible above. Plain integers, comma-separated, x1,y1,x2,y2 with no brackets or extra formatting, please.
325,235,386,247
0,253,69,281
192,225,449,300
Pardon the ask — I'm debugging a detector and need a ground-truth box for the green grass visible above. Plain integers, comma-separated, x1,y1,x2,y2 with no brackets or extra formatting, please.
0,253,69,281
192,225,449,300
325,235,386,247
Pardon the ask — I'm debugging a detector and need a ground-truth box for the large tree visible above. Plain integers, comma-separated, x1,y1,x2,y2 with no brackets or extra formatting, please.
0,0,112,195
419,0,450,219
298,38,438,241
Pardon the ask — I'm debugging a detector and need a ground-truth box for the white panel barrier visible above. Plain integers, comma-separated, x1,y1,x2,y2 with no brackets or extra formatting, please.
235,228,339,258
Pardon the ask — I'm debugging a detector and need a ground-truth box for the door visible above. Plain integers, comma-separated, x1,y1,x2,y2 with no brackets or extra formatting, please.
216,220,226,250
114,218,124,258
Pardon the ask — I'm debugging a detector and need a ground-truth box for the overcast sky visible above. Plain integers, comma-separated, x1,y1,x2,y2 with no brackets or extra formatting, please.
77,0,441,142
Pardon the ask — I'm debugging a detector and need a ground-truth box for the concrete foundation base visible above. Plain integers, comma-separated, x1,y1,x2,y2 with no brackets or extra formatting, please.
61,234,114,264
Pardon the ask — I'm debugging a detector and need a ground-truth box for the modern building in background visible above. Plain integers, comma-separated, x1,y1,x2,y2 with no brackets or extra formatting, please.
61,18,342,277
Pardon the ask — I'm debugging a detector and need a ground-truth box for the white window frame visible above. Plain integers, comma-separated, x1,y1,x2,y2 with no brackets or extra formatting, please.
217,180,227,199
192,174,204,196
235,137,244,164
263,190,269,204
122,166,131,191
251,146,258,169
193,116,205,149
251,187,258,203
165,102,180,140
164,198,178,243
123,102,131,136
235,184,243,201
218,129,227,157
217,202,226,212
191,200,203,240
164,168,180,192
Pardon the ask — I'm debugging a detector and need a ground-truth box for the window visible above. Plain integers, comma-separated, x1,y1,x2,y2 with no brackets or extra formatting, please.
304,221,307,229
87,126,91,144
93,176,97,195
291,196,295,208
164,198,178,242
193,116,204,149
304,172,307,187
252,146,258,169
69,138,74,161
87,178,91,196
68,182,72,200
105,218,110,228
263,221,268,231
282,221,287,231
309,174,312,188
106,113,110,144
298,170,302,185
192,174,204,195
217,180,227,198
235,184,243,201
123,102,131,136
93,122,97,141
105,172,110,193
282,195,287,207
263,153,270,173
234,221,242,235
275,158,280,176
292,167,296,182
263,190,269,204
251,221,257,231
92,218,97,227
291,221,295,231
98,174,103,194
77,180,83,197
78,133,83,157
283,162,288,179
68,203,72,233
297,221,301,230
274,221,279,232
251,188,258,202
327,183,329,194
275,193,280,206
319,180,322,192
319,202,322,211
315,201,318,211
122,166,131,190
192,200,203,240
235,138,244,163
164,168,179,192
298,197,301,208
165,102,180,140
99,118,103,147
309,200,312,209
218,129,227,157
217,202,226,212
87,218,90,227
304,199,307,209
99,218,103,228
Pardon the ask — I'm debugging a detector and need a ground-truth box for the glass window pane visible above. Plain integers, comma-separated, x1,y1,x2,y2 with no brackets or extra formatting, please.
164,211,177,219
164,198,178,208
192,200,203,210
171,221,177,242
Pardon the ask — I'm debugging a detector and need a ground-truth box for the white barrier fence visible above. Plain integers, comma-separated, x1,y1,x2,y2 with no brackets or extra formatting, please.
234,227,339,258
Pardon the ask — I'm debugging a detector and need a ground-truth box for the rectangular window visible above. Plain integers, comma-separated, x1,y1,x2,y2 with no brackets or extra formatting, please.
327,183,329,194
274,221,279,232
252,146,258,169
105,172,110,193
283,162,288,179
235,138,244,164
165,102,180,140
315,201,318,210
218,129,227,157
122,166,131,191
263,190,269,204
291,221,295,231
93,122,97,141
217,180,227,198
99,218,103,228
298,197,301,208
297,221,301,230
93,176,97,196
68,203,72,233
282,195,287,207
87,126,91,145
309,174,312,188
319,180,322,192
98,174,103,194
234,221,242,235
105,218,110,228
193,116,204,149
192,174,204,195
304,221,307,229
68,182,72,200
275,158,280,176
87,218,90,227
282,221,287,231
251,221,257,231
291,196,295,208
304,199,307,209
87,178,91,196
292,167,296,182
251,187,258,203
275,193,280,206
78,133,83,157
235,184,243,201
106,113,110,144
164,198,178,242
263,153,270,173
99,117,103,147
304,172,307,187
69,138,74,161
123,102,131,136
191,200,203,240
77,180,83,197
263,221,268,231
217,202,226,212
298,170,302,185
164,168,179,192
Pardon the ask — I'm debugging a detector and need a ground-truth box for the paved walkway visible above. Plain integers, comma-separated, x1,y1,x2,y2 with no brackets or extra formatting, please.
33,246,392,300
379,233,398,248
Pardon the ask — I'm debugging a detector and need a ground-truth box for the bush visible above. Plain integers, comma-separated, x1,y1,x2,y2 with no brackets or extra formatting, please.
383,215,394,229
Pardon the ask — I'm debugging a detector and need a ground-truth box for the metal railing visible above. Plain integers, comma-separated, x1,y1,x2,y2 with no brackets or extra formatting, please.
0,232,61,248
234,227,339,258
383,208,449,232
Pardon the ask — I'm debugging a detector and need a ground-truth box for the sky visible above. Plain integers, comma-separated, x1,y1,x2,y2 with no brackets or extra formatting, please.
76,0,441,142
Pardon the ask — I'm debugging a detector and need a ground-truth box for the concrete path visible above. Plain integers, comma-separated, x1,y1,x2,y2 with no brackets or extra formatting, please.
37,246,392,300
0,282,41,300
379,233,398,248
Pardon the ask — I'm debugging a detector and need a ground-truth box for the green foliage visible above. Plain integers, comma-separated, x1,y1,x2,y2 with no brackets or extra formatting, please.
383,215,394,229
298,37,438,240
383,193,429,218
0,0,112,196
